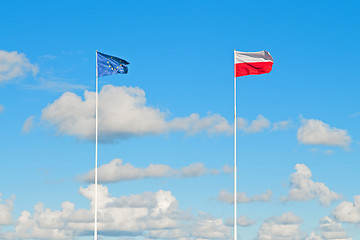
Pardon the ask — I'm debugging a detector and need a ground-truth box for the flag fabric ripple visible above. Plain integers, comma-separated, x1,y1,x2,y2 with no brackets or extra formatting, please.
97,51,129,77
234,50,273,77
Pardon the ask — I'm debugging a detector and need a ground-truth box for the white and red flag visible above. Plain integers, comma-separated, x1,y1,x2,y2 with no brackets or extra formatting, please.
234,50,273,77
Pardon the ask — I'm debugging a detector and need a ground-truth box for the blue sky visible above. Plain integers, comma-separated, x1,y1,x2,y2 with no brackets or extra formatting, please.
1,0,360,239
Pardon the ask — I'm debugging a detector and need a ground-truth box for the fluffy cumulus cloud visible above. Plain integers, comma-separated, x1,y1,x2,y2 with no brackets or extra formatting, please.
297,118,351,147
283,164,341,206
217,189,272,204
41,85,233,141
0,194,14,225
319,217,352,240
333,195,360,223
0,50,38,82
78,159,222,183
256,214,351,240
147,212,231,240
188,213,231,239
40,85,292,139
2,185,231,240
307,217,352,240
255,212,306,240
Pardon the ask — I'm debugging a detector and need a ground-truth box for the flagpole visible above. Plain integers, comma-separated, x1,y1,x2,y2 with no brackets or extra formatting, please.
233,49,237,240
95,50,98,240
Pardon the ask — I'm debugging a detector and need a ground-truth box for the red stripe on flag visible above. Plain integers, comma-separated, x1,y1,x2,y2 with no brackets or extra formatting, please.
234,62,273,77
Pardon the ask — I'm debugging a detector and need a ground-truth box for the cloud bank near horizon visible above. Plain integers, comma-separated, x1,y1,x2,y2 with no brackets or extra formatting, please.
0,186,232,240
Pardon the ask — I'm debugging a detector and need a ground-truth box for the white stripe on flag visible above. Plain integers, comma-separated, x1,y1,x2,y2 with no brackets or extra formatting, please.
234,50,273,63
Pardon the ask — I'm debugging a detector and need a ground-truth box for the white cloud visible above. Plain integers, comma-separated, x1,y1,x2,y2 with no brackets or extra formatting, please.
0,194,14,225
316,217,352,240
237,216,256,227
22,116,35,133
236,117,248,130
297,118,351,147
5,202,76,239
237,115,271,133
333,195,360,223
147,212,231,239
226,216,256,227
41,85,233,141
79,159,173,183
146,228,190,239
189,212,231,239
272,120,292,131
282,164,341,206
210,169,220,175
246,115,271,133
40,86,291,139
0,104,4,113
78,159,217,183
3,185,231,240
237,116,292,133
255,212,306,240
169,113,233,135
306,232,322,240
180,162,208,177
0,50,38,82
217,189,272,204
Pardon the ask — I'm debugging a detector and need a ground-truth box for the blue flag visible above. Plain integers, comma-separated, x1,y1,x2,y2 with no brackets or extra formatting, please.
97,51,129,77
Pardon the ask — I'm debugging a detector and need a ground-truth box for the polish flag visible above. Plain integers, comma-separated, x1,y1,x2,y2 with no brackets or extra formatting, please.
234,50,273,77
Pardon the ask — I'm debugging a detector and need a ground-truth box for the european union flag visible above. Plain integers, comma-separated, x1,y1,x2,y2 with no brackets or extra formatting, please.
97,51,129,77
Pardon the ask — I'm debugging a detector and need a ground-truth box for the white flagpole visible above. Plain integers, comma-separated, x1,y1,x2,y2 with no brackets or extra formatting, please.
233,49,237,240
95,50,98,240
